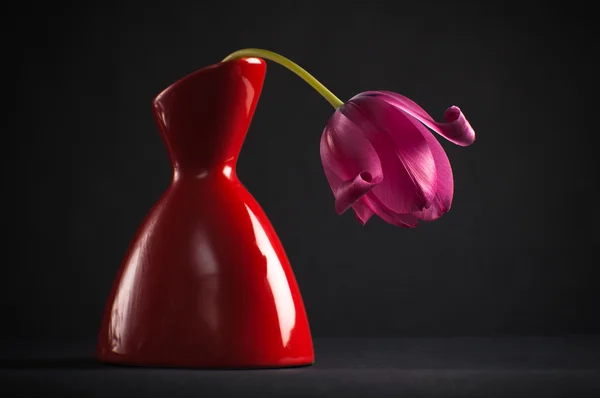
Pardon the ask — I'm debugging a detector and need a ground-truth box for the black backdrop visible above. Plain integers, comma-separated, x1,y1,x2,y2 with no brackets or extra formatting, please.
10,1,598,340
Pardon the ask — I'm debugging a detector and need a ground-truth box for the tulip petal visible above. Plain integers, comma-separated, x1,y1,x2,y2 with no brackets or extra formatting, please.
333,171,381,215
352,199,374,225
320,110,384,182
410,120,454,221
320,112,384,214
343,97,437,213
359,91,476,147
320,166,377,223
363,194,420,228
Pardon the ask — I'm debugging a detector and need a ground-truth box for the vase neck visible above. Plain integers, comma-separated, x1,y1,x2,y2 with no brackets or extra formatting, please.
152,58,266,174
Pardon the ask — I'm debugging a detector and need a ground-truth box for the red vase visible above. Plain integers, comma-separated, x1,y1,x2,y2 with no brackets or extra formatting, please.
96,57,314,368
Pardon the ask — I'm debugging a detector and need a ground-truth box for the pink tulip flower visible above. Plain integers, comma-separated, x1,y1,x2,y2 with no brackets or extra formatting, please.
320,91,475,227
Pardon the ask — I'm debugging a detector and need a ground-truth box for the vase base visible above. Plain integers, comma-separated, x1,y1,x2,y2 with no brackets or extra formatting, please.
96,352,315,369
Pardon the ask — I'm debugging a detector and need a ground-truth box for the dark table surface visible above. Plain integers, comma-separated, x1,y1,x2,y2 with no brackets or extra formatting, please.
2,337,600,397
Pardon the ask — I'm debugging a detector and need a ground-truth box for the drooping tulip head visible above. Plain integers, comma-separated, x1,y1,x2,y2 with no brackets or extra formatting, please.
320,91,475,227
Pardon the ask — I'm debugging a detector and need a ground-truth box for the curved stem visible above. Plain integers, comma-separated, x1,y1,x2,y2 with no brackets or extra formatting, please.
222,48,344,109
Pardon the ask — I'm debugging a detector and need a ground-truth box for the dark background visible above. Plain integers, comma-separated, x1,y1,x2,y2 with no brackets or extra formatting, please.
9,1,598,342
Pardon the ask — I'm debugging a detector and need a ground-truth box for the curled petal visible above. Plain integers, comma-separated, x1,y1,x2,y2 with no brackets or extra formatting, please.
334,171,382,215
358,91,476,147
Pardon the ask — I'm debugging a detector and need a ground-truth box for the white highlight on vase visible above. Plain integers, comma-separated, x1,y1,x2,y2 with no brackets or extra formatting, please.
245,204,296,347
193,229,220,334
223,165,233,179
109,243,143,354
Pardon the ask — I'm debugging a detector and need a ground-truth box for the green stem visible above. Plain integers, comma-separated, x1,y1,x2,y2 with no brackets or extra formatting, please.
222,48,344,109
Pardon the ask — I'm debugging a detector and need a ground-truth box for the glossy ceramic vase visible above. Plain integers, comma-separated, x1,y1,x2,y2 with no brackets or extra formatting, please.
97,58,314,368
